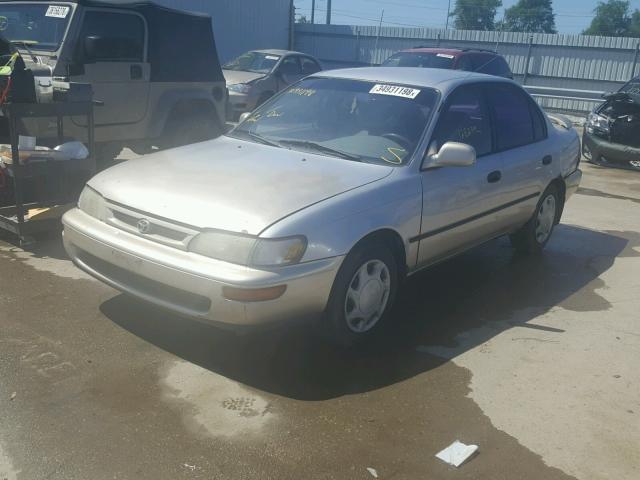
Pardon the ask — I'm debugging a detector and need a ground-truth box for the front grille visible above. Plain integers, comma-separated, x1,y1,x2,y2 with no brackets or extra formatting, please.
78,249,211,314
105,202,199,250
111,210,189,242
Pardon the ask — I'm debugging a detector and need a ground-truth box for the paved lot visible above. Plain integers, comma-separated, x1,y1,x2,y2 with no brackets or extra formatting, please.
1,161,639,480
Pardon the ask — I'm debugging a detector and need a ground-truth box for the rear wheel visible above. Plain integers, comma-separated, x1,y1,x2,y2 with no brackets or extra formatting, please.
160,111,222,149
510,184,561,254
323,241,399,347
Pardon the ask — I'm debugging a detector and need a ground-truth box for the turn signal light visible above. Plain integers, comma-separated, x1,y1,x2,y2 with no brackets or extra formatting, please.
222,285,287,302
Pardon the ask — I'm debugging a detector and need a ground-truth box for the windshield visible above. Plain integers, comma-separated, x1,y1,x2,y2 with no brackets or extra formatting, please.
229,77,438,166
0,3,71,51
620,77,640,95
223,51,281,74
381,52,455,69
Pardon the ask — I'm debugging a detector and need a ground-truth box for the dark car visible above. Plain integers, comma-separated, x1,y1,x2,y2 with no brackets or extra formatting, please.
381,47,513,79
582,76,640,171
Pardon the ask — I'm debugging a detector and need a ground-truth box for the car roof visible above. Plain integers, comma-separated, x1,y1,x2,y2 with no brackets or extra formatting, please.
399,47,498,56
251,49,306,56
314,67,513,93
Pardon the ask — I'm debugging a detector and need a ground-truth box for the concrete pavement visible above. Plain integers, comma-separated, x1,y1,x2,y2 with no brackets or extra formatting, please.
1,162,639,479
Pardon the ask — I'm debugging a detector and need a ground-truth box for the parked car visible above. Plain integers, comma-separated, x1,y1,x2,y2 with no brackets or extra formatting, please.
381,47,513,79
63,68,581,346
583,75,640,170
223,49,322,120
0,0,227,160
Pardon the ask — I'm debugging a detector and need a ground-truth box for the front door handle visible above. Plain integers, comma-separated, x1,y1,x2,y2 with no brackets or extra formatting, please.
130,65,143,80
487,170,502,183
542,155,553,165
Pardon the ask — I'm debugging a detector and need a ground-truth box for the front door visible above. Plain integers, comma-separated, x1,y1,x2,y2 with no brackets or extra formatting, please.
275,56,303,91
70,9,150,127
416,84,511,265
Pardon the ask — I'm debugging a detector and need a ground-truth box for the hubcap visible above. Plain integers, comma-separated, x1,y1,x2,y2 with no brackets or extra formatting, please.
535,194,556,244
344,259,391,333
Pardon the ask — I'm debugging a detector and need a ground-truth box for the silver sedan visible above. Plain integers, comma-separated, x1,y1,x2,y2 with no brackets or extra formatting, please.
62,68,582,346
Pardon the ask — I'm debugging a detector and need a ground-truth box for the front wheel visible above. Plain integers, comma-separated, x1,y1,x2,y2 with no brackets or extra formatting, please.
510,184,561,254
323,241,399,347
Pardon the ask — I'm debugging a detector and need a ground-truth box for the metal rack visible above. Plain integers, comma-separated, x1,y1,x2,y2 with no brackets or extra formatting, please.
0,100,95,244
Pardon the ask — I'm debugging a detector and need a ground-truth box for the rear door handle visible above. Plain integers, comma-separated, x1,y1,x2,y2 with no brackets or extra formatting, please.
130,65,143,80
487,170,502,183
542,155,553,165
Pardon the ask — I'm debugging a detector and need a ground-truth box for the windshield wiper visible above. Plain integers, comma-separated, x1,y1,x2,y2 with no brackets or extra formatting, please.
239,130,282,148
278,140,362,161
10,40,38,62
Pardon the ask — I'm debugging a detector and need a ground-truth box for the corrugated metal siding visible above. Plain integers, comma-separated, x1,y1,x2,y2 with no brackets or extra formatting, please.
155,0,291,62
295,24,640,114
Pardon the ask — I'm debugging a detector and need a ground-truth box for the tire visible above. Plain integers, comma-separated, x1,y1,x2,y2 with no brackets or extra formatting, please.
510,184,561,254
161,112,222,149
323,240,399,348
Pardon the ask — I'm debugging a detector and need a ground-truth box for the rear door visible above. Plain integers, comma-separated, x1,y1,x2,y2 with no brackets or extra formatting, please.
417,84,510,264
483,82,552,227
70,9,150,126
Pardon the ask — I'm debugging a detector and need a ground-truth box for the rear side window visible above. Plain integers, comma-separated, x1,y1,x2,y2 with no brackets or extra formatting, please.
381,52,455,69
433,84,492,157
79,11,145,62
300,57,321,75
279,56,301,75
485,84,535,150
530,102,547,141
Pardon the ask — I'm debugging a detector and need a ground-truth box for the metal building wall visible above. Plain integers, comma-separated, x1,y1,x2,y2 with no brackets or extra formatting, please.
295,24,640,115
155,0,292,63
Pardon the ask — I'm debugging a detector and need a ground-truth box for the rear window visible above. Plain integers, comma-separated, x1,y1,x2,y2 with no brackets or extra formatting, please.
381,52,455,69
472,55,512,77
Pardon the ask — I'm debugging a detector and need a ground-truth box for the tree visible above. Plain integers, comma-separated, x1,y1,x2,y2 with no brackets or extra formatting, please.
501,0,556,33
582,0,635,36
296,14,310,24
450,0,502,31
631,9,640,36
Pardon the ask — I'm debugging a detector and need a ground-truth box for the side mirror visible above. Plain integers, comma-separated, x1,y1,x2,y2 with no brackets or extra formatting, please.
238,112,251,123
424,142,476,169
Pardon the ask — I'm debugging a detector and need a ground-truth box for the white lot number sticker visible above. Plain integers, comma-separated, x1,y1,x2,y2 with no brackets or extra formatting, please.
369,84,421,99
45,5,70,18
265,55,280,61
437,53,455,59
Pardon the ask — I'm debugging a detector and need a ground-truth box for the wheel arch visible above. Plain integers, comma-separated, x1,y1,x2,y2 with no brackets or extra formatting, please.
348,228,408,279
548,176,566,224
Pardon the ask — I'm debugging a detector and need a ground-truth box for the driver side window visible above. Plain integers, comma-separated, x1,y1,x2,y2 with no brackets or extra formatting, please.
432,85,492,157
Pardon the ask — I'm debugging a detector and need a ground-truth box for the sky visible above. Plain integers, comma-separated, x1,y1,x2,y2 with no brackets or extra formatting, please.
294,0,640,34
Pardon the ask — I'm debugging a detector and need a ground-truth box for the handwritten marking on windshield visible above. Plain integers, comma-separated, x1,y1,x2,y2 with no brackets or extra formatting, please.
381,147,406,164
288,88,317,97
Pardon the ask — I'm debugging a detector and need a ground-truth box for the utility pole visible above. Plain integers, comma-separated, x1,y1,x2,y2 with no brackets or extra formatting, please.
311,0,315,24
374,9,385,63
445,0,451,29
326,0,332,24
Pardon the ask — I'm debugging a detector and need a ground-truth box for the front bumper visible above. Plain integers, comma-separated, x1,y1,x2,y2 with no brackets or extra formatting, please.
582,131,640,170
62,208,343,327
226,91,259,120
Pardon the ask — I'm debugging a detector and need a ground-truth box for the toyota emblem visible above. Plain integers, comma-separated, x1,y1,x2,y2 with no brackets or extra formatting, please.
137,218,152,234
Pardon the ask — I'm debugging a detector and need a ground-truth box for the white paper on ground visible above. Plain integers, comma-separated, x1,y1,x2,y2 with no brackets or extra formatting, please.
366,467,378,478
435,440,479,467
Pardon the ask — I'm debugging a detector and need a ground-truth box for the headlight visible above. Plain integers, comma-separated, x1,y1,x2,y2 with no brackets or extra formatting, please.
587,112,609,134
78,186,108,221
251,236,307,267
188,231,307,267
227,83,251,94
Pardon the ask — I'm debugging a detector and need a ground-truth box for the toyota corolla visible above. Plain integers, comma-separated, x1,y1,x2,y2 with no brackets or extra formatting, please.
62,68,582,346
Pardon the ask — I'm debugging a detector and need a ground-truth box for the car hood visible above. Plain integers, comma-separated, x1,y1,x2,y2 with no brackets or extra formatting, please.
89,136,394,235
223,70,266,85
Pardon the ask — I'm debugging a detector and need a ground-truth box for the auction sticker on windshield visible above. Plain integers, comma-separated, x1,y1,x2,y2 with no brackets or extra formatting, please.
45,5,70,18
369,84,421,99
